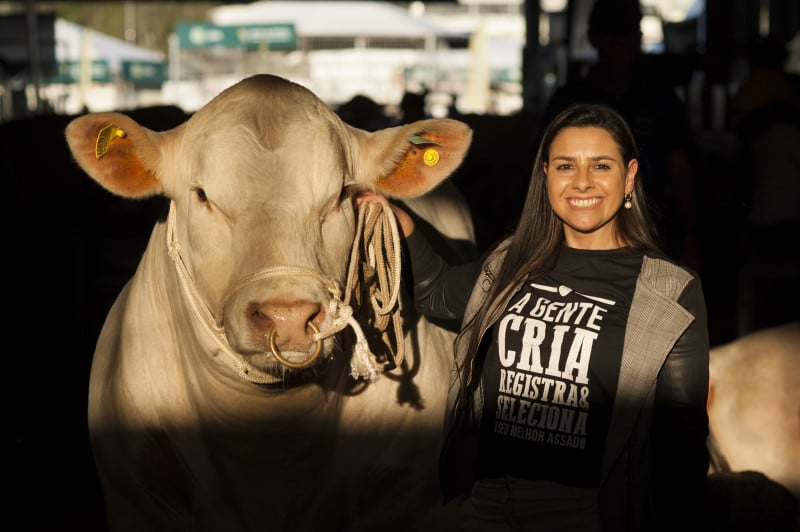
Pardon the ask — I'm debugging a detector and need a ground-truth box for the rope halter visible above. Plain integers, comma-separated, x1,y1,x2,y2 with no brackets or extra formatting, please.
165,199,404,384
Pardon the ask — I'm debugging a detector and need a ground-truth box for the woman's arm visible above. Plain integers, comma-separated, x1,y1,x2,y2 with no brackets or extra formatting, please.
405,232,480,321
651,275,710,528
356,192,480,322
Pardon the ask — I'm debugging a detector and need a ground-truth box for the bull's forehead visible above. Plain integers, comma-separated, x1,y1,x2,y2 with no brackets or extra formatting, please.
178,98,350,211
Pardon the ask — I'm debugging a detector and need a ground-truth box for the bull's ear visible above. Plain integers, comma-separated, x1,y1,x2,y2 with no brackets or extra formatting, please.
65,112,164,198
350,118,472,198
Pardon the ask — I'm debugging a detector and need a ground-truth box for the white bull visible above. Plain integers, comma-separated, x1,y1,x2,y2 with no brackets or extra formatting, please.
65,74,473,532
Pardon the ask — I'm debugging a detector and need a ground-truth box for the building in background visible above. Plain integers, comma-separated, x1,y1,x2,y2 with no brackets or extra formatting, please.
2,0,797,126
44,18,166,115
1,0,529,119
165,1,526,115
166,1,475,114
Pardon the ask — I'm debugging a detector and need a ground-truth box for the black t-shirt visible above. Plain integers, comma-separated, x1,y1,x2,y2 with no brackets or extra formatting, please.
476,246,643,488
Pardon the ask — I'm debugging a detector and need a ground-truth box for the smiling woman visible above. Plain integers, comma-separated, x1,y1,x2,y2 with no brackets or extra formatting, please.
544,125,637,249
359,102,711,531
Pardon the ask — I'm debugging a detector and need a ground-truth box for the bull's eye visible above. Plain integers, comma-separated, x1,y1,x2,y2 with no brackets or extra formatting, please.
321,189,347,223
196,188,208,202
339,185,357,211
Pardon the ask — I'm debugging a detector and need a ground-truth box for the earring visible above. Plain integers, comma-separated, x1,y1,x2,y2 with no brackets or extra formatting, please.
624,193,632,210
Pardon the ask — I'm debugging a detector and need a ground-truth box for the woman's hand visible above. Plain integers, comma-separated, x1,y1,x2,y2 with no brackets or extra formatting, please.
355,191,416,238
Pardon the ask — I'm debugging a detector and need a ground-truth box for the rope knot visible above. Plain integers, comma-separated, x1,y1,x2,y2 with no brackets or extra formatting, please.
313,296,380,381
347,315,381,381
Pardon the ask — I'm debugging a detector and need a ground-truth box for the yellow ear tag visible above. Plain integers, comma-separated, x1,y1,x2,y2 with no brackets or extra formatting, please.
423,148,440,167
95,124,126,159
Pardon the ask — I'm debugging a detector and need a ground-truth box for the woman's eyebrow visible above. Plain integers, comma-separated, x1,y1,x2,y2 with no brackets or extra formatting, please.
550,154,615,162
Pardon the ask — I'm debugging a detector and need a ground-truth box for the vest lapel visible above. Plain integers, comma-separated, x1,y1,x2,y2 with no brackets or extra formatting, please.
601,256,694,480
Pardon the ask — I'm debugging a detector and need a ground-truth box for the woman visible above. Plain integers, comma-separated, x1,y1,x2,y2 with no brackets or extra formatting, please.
359,103,709,531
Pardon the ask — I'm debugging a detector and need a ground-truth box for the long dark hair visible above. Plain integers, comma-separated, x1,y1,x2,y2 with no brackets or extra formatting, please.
452,103,662,416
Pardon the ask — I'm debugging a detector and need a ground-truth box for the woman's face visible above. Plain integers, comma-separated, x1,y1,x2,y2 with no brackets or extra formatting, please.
544,126,636,249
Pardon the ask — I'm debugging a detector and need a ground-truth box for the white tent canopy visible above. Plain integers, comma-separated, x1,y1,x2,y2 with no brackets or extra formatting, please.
210,1,465,39
55,18,164,71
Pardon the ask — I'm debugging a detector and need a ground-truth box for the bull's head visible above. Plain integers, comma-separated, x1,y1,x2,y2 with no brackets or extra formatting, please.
65,74,472,384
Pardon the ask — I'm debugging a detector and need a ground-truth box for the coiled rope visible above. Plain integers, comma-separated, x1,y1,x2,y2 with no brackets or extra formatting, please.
343,200,406,372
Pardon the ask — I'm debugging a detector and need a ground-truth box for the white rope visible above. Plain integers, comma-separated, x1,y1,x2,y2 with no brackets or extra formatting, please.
166,203,282,384
343,201,406,370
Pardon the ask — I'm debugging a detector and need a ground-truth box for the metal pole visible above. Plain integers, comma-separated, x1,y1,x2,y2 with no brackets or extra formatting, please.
522,0,543,112
25,0,43,114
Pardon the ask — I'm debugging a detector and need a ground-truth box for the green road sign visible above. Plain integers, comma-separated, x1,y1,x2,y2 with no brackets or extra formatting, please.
176,22,297,50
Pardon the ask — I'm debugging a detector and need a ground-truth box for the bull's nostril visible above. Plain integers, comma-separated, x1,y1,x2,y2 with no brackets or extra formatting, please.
246,303,275,336
248,302,264,319
251,309,272,326
310,304,326,328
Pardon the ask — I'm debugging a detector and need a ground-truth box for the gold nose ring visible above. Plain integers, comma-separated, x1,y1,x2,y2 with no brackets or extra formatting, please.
269,321,323,369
